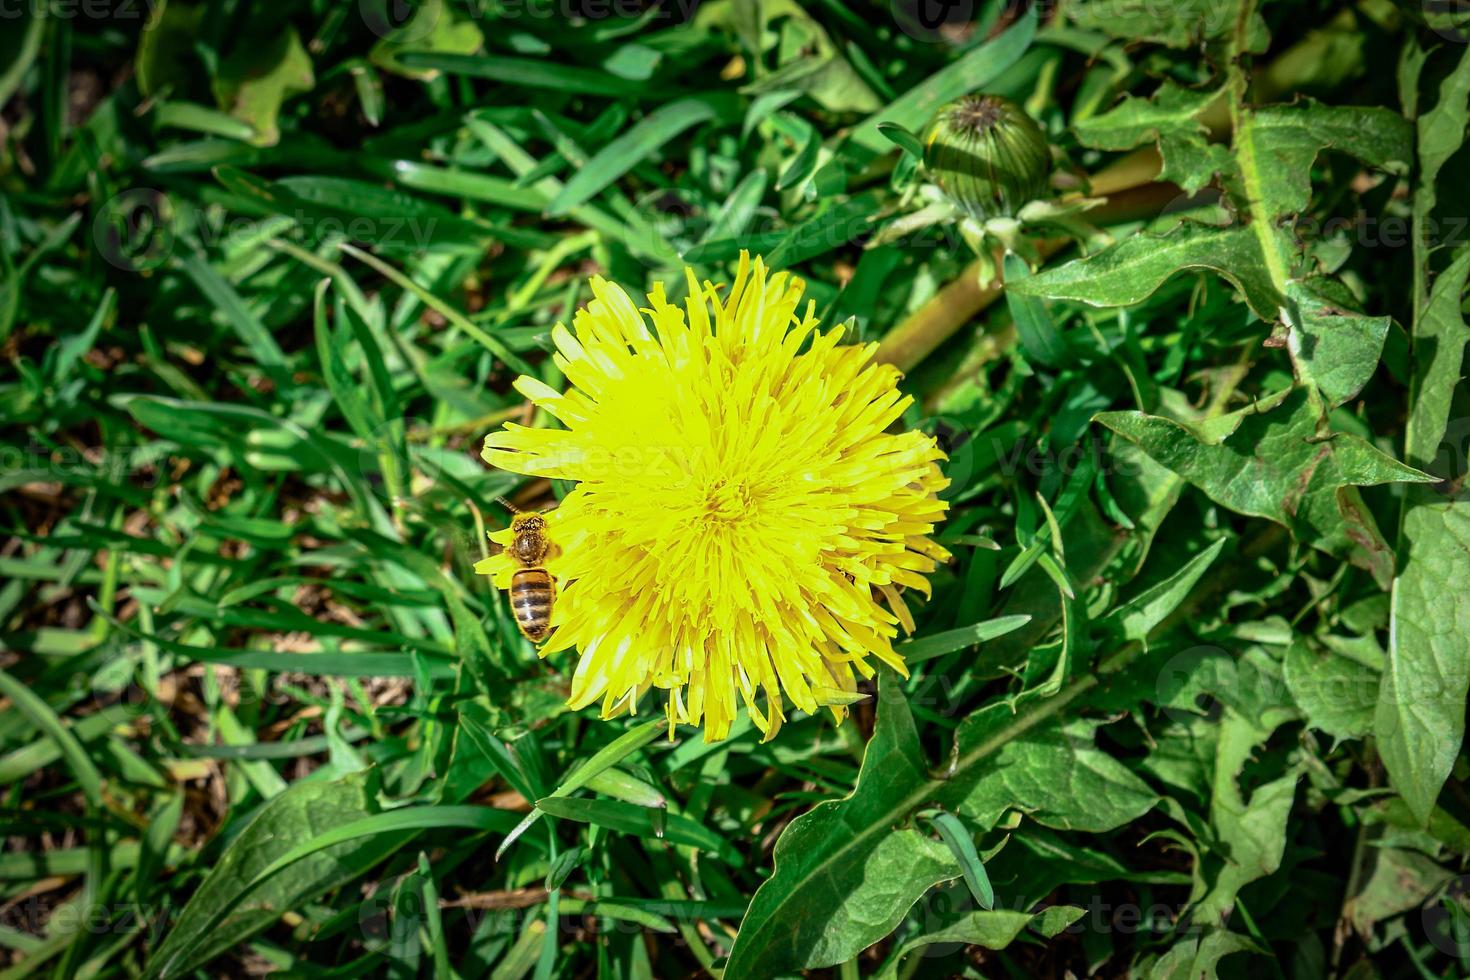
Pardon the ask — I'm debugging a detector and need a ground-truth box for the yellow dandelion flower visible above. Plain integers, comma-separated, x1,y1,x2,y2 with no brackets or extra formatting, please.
476,252,951,741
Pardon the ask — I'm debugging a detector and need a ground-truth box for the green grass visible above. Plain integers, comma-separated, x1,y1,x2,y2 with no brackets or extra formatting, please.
3,0,1470,977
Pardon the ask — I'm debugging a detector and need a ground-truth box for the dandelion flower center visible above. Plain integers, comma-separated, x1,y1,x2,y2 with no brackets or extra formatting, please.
477,253,951,741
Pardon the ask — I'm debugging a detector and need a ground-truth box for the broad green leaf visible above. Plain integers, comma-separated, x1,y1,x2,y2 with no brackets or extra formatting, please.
1233,101,1408,405
1404,249,1470,472
727,655,1158,975
1097,387,1434,587
1409,44,1470,271
1377,492,1470,825
1231,101,1408,404
145,772,409,979
1285,637,1381,740
1379,41,1470,829
210,27,314,147
1279,280,1391,413
956,719,1158,832
724,673,961,975
1235,101,1411,218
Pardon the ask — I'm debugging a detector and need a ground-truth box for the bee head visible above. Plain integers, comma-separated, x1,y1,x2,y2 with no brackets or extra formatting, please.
511,513,546,533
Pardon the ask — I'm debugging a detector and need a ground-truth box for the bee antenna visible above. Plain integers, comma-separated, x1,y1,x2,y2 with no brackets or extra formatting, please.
495,495,522,514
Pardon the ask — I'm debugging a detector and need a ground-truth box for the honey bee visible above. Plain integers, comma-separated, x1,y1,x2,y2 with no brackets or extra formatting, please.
506,510,555,643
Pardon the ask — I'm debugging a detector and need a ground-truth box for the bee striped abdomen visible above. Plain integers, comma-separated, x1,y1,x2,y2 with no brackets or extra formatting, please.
510,568,555,642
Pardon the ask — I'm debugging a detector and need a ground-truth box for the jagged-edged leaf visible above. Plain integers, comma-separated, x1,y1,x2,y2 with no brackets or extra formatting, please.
1409,43,1470,247
1041,96,1410,406
1233,101,1411,217
1075,80,1230,193
1280,281,1391,411
1193,711,1299,925
1096,387,1434,587
1012,223,1277,317
1229,101,1409,404
1151,930,1261,979
1405,250,1470,472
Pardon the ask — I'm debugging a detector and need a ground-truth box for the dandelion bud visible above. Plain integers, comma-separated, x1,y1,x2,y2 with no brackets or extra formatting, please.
923,94,1051,219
